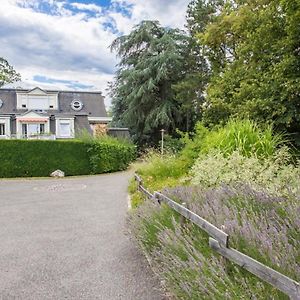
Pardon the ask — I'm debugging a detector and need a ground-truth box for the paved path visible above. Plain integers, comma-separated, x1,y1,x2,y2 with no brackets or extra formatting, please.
0,172,164,299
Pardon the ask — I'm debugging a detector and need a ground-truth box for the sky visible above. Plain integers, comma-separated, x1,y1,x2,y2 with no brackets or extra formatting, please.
0,0,190,106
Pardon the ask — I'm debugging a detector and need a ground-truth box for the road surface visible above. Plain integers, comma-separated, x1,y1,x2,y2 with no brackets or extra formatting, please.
0,172,164,299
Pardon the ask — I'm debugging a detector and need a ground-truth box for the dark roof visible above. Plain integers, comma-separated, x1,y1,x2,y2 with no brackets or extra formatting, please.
0,88,107,118
58,91,106,117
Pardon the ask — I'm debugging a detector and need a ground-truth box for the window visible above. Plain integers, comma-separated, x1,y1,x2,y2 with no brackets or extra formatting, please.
71,100,83,111
22,123,45,137
59,121,71,137
28,96,49,110
0,124,5,136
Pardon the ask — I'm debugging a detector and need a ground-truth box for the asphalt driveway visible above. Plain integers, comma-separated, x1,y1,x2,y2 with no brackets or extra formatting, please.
0,172,164,299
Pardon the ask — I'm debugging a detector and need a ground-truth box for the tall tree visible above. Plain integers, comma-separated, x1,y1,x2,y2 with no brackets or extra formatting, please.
191,0,300,136
110,20,207,145
0,58,21,87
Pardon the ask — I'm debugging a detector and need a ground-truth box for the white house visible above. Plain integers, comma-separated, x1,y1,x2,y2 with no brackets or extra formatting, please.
0,87,112,139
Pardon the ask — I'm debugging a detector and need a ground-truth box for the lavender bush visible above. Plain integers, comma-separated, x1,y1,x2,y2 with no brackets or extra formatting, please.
165,184,300,282
129,140,299,298
128,193,294,299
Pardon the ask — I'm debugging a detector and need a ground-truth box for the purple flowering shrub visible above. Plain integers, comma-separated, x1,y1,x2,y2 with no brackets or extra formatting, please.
129,137,299,298
128,194,294,299
165,184,300,282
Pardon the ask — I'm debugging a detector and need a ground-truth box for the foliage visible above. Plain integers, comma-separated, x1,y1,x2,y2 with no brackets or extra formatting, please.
161,183,299,298
0,138,136,178
190,148,299,197
179,119,284,171
0,58,21,87
199,119,285,158
128,120,298,298
129,183,298,299
136,151,189,191
110,20,208,146
159,134,185,154
0,140,91,177
186,0,224,37
179,122,209,166
88,136,136,174
192,0,300,136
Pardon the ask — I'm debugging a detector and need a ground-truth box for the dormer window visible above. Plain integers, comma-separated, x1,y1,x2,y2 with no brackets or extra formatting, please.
16,87,58,110
71,100,83,111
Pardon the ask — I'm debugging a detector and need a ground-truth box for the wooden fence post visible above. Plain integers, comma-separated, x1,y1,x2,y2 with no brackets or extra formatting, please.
180,202,187,226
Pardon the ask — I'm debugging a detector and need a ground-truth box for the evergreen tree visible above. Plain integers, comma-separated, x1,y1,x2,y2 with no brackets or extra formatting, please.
110,20,207,145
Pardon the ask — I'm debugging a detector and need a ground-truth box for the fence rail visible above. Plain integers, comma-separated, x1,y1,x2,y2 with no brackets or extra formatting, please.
134,174,300,300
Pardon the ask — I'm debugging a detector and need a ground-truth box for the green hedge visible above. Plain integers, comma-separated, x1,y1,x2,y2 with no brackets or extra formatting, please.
0,139,136,178
88,141,136,173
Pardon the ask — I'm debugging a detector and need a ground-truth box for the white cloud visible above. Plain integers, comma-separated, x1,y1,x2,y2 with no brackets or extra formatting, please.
71,2,102,13
111,0,189,33
0,0,190,107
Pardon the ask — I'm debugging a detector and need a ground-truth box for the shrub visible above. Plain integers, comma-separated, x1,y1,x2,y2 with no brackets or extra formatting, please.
136,151,189,191
179,123,209,166
190,148,299,197
128,120,296,299
0,140,91,177
88,137,136,173
179,120,285,168
199,119,285,158
159,134,185,154
0,138,136,178
165,184,300,283
128,195,291,299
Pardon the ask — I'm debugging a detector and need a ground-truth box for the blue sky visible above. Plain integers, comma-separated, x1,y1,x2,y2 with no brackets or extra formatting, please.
0,0,189,106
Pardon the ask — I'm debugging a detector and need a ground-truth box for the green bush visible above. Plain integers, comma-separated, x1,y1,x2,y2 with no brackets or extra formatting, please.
129,120,296,299
200,119,285,158
135,151,189,191
0,140,91,177
180,120,285,167
190,148,298,197
0,138,136,178
179,123,209,166
88,138,136,173
159,134,185,154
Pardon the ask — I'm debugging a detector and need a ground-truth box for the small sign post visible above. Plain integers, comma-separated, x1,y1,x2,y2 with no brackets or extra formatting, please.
160,129,165,155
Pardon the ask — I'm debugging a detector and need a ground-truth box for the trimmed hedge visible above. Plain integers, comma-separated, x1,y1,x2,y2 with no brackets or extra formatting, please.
89,141,136,173
0,139,136,178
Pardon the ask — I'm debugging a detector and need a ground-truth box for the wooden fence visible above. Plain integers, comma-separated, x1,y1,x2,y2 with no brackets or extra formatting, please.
134,174,300,300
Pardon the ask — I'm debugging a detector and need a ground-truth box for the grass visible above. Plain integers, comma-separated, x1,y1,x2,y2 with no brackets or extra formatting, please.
128,120,298,299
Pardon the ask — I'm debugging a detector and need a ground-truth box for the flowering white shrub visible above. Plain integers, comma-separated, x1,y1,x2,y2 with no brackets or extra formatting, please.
190,147,300,197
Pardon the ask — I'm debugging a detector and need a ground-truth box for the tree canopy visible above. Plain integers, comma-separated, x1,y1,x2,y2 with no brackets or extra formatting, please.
0,58,21,87
110,0,300,145
110,20,208,145
192,0,300,135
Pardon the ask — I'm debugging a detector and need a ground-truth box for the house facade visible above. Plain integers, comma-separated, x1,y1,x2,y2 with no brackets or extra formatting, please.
0,87,111,139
